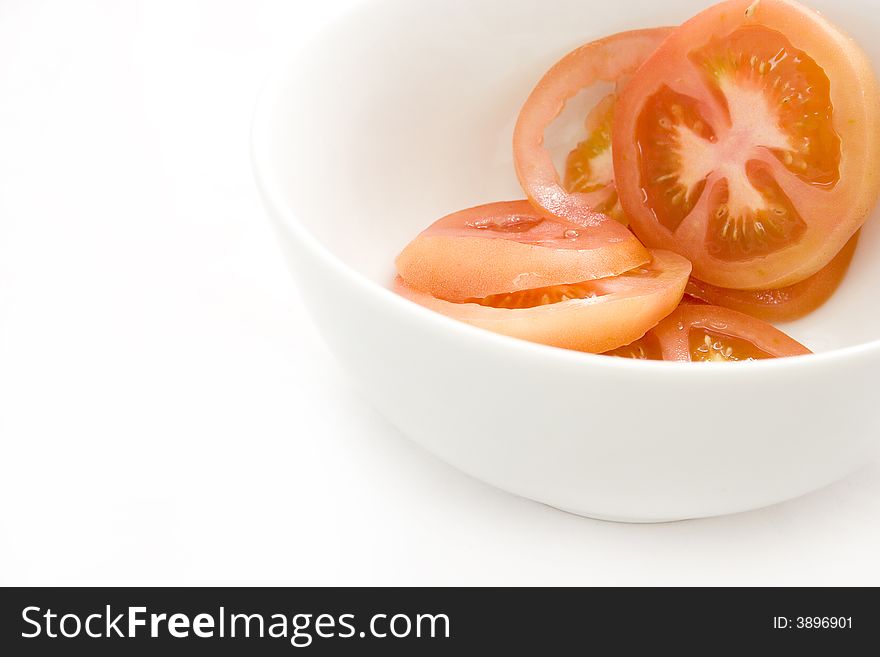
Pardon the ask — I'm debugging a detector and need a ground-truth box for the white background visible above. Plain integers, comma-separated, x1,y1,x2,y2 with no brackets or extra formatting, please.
1,0,878,586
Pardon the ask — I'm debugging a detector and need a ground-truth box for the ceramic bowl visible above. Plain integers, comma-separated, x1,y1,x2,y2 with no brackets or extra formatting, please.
253,0,880,521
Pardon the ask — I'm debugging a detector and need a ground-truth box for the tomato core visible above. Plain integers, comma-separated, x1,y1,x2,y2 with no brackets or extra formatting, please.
634,26,841,264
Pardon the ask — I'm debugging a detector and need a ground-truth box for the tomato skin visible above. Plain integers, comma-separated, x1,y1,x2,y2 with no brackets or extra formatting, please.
395,250,690,354
613,0,880,290
395,201,649,303
513,28,672,227
685,233,858,322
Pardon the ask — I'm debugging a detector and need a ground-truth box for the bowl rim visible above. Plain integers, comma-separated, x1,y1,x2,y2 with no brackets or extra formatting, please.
250,0,880,376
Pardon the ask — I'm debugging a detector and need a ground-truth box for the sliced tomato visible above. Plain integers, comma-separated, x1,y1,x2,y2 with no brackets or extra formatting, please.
613,0,880,290
606,304,812,361
513,28,672,227
395,250,691,354
686,232,858,322
395,200,649,303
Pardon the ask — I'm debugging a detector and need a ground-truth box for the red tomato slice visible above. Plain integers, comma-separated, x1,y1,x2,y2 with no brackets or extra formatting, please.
613,0,880,290
513,28,672,227
395,200,649,303
606,304,812,361
395,250,691,354
685,232,858,322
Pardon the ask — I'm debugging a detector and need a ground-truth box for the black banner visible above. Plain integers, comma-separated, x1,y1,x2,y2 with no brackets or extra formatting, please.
0,588,875,654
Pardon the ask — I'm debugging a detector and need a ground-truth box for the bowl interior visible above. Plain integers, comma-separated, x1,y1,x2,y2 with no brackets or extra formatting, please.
263,0,880,353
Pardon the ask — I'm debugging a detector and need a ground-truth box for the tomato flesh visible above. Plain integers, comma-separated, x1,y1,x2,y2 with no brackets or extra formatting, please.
613,0,880,289
637,26,833,263
607,304,812,361
688,328,774,362
563,95,626,223
604,331,663,360
465,281,602,309
395,201,649,303
692,25,841,187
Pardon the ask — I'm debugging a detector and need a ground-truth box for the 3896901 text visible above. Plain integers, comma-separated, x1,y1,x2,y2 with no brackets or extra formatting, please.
773,617,852,630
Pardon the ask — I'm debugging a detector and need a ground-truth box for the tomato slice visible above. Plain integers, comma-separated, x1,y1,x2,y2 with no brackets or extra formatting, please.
613,0,880,290
513,28,672,227
606,304,812,361
685,232,858,322
395,250,691,354
395,200,649,303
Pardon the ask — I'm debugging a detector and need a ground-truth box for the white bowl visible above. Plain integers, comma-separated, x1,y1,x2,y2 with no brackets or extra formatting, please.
253,0,880,522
